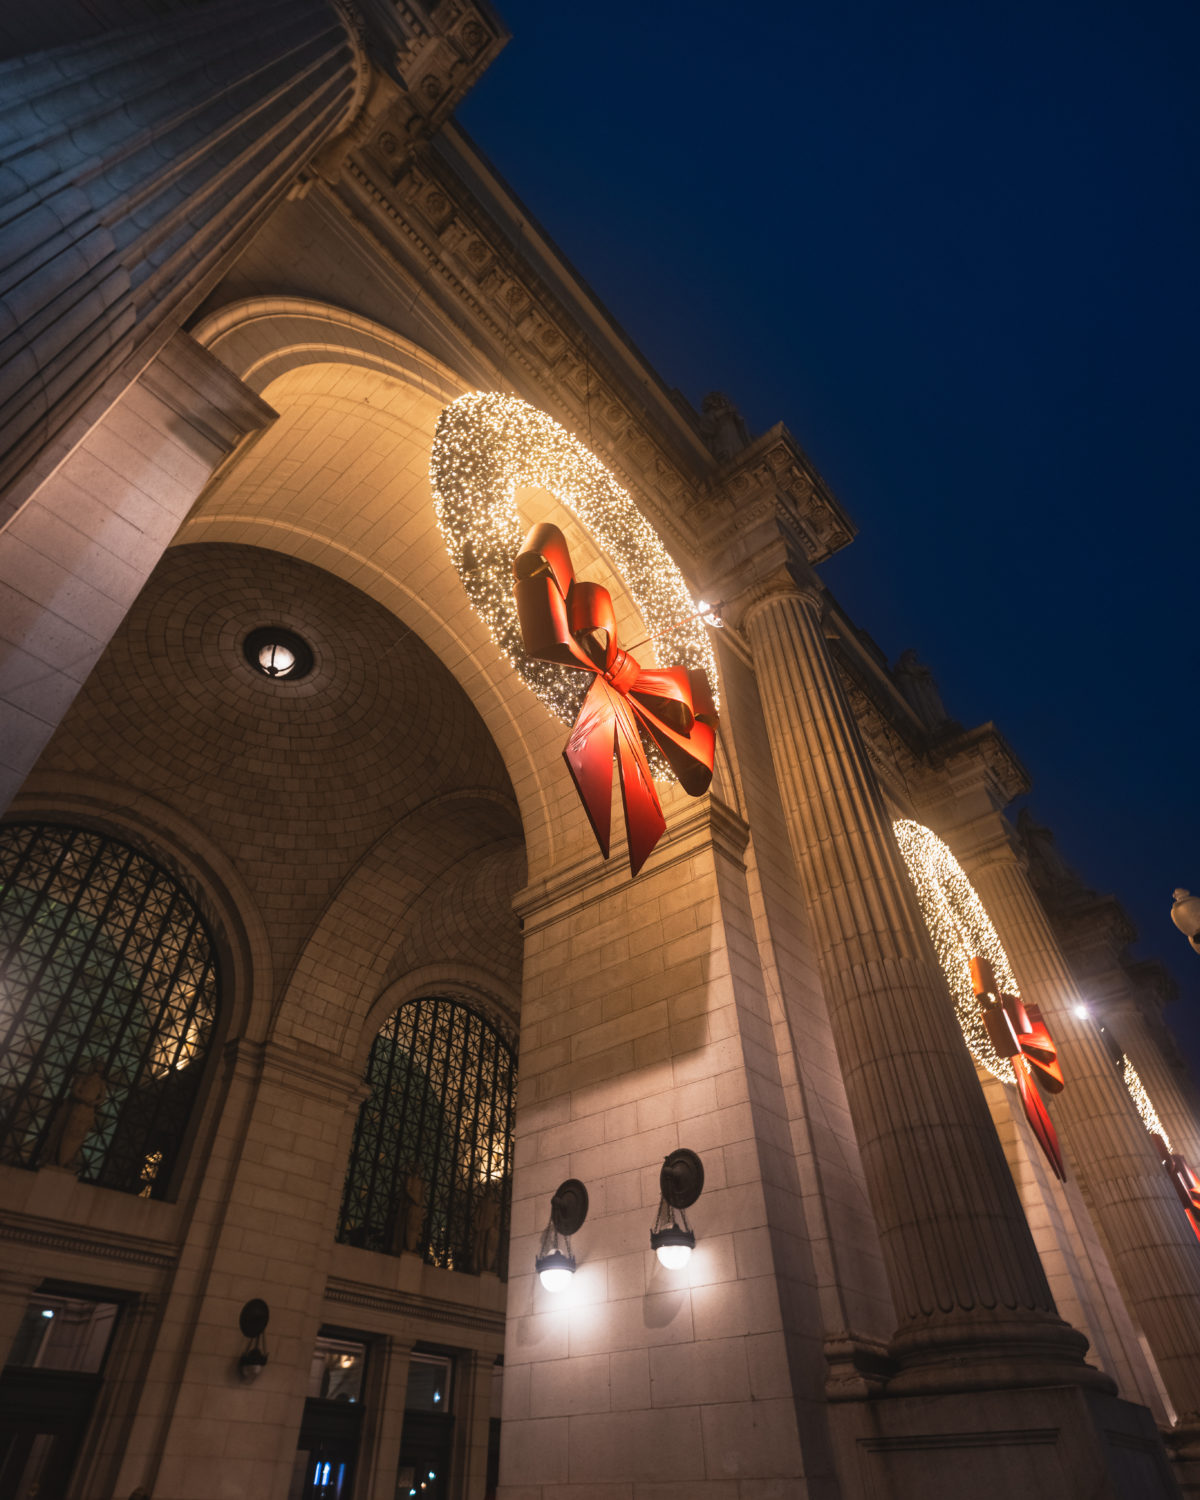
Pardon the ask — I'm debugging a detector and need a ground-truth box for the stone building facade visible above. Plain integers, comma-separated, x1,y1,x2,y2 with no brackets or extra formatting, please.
1,5,1198,1499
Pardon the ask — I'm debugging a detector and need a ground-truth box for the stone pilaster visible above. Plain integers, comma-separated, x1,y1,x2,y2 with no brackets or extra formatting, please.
364,1336,415,1500
959,830,1200,1429
449,1348,494,1500
0,0,367,505
113,1037,367,1500
0,1266,38,1366
738,571,1099,1394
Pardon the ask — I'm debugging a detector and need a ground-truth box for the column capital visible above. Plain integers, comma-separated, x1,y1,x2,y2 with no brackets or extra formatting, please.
701,519,827,635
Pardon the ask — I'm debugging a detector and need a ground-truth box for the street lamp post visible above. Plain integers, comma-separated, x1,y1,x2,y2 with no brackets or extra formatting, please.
1171,890,1200,956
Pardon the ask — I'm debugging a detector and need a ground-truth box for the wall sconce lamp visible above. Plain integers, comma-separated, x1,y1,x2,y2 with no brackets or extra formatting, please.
535,1179,589,1291
237,1298,269,1380
651,1149,704,1269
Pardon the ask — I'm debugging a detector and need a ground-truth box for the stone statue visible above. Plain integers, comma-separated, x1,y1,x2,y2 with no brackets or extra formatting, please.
471,1186,502,1274
401,1172,427,1255
700,391,750,462
44,1062,107,1170
893,649,951,730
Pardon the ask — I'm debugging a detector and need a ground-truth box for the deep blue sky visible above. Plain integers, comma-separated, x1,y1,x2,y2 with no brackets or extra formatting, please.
458,2,1200,1058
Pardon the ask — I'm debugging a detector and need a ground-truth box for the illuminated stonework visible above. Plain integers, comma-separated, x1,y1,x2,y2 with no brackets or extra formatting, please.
893,818,1018,1084
1123,1055,1170,1149
429,392,719,773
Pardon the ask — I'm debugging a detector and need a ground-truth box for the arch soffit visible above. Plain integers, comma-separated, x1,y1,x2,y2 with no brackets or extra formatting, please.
187,298,557,864
273,787,523,1064
8,774,271,1048
184,298,676,876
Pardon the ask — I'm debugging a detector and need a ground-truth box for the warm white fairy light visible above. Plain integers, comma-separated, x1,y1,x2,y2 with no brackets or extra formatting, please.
893,818,1019,1085
1122,1055,1170,1150
429,393,719,776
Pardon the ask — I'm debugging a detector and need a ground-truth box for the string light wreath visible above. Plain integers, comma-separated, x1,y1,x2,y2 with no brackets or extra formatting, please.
1123,1055,1170,1148
893,818,1019,1085
429,393,719,777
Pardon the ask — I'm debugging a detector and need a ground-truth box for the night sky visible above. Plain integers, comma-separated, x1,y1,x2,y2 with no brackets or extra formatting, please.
457,3,1200,1059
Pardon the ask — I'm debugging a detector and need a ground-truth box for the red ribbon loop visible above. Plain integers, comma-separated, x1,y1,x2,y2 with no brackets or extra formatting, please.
1152,1133,1200,1242
970,955,1067,1181
514,521,718,876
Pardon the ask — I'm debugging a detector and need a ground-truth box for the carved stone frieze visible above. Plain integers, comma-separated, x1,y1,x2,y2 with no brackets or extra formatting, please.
336,150,707,564
364,2,508,170
689,423,857,568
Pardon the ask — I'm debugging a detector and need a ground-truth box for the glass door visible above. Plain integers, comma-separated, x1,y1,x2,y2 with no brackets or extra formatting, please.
0,1294,120,1500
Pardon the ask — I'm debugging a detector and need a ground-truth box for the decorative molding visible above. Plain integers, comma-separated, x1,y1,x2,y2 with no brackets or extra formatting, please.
691,425,856,566
325,1277,504,1336
514,794,749,930
334,148,711,569
0,1215,177,1272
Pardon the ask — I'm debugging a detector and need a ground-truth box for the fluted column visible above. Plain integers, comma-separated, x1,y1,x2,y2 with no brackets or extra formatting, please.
0,0,366,505
1106,997,1200,1169
742,577,1099,1394
964,836,1200,1427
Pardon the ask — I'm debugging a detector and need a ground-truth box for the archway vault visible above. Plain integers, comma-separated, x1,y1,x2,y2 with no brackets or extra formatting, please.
184,296,697,880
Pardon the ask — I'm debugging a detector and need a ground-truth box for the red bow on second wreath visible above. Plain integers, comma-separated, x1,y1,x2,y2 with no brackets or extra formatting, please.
969,955,1067,1181
1151,1133,1200,1243
514,522,718,876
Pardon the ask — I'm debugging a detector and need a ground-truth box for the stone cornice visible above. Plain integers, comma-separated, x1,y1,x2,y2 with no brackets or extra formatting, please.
342,3,509,168
923,722,1032,806
336,144,708,571
140,331,278,454
689,423,857,566
0,1213,177,1272
333,122,860,584
513,795,750,930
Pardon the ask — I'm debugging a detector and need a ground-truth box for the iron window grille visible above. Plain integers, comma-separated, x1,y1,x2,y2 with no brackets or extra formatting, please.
338,997,515,1278
0,822,219,1197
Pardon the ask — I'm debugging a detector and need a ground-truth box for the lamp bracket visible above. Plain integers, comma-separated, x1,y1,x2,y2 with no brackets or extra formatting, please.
660,1149,704,1210
549,1179,589,1236
239,1299,270,1339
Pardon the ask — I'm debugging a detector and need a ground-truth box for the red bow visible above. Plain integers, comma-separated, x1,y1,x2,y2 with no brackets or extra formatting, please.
514,522,718,876
1152,1133,1200,1243
970,956,1067,1181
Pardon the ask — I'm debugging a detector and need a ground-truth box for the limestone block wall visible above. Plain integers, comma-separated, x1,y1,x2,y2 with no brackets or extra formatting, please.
501,801,843,1499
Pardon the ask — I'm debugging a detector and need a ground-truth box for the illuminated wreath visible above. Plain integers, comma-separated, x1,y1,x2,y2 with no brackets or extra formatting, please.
429,393,719,775
893,819,1019,1084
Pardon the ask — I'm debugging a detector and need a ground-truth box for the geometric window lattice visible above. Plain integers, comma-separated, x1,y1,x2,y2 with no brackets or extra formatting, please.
337,997,516,1280
0,822,219,1198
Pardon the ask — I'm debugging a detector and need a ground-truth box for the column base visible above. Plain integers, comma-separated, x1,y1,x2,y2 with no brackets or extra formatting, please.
828,1385,1181,1499
1164,1419,1200,1495
888,1311,1115,1397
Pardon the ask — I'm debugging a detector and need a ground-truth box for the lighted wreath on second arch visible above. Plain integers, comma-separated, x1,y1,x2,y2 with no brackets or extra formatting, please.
430,393,720,870
892,818,1020,1086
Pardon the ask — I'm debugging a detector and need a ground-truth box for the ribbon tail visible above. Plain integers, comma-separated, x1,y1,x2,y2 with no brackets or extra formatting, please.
563,679,618,860
1015,1059,1066,1182
612,699,666,876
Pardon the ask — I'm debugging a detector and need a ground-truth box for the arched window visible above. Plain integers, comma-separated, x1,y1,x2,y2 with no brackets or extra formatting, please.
0,822,219,1198
338,997,516,1278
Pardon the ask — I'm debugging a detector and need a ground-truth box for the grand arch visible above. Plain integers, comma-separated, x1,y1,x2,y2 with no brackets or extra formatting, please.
183,295,701,883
